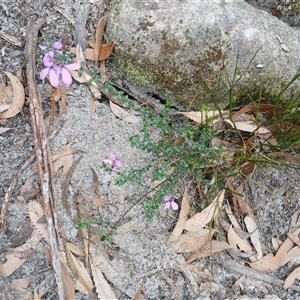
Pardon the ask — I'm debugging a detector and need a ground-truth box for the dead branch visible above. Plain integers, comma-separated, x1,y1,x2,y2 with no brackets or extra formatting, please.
24,16,65,300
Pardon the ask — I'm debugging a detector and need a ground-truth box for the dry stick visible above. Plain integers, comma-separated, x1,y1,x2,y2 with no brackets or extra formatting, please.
25,17,65,300
222,256,300,293
0,154,35,236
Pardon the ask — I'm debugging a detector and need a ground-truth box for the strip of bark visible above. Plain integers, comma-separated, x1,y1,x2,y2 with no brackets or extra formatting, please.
25,16,65,300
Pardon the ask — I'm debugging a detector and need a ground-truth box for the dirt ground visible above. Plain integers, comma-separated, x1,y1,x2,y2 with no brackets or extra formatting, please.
1,1,300,299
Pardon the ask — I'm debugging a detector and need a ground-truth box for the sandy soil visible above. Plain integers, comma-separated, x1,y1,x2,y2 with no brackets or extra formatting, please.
1,1,300,299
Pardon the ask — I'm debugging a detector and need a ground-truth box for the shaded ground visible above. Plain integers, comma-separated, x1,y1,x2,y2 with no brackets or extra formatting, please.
1,1,300,299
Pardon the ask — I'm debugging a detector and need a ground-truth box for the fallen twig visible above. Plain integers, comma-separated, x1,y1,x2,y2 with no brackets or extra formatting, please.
25,15,65,300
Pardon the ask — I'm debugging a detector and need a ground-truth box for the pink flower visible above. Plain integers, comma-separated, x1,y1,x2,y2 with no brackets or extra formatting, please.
40,41,63,52
164,196,178,210
40,41,80,87
103,154,122,171
55,63,81,86
40,51,80,87
150,128,155,136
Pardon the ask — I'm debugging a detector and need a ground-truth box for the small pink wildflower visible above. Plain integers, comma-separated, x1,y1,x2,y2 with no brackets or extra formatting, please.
103,154,122,171
150,128,155,136
40,41,63,52
164,196,178,210
40,41,80,87
55,64,81,86
40,51,80,87
91,223,99,228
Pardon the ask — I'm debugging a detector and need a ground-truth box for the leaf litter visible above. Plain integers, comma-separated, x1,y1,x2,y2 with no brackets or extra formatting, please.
1,3,300,299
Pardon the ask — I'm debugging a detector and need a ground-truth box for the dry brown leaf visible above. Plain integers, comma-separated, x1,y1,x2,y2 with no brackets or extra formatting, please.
180,110,223,124
134,277,146,300
85,44,115,61
10,278,29,289
244,216,262,259
33,290,42,300
249,227,300,273
27,200,49,242
234,183,255,218
10,279,33,300
227,180,238,215
0,253,27,277
268,152,300,165
272,237,282,251
70,42,115,62
66,247,94,294
228,225,253,253
69,67,90,84
61,156,82,214
66,242,84,257
257,131,278,146
0,71,25,119
287,232,300,247
0,32,22,46
95,15,107,62
92,193,107,215
0,73,13,106
233,275,245,290
99,42,115,61
71,44,102,99
75,44,86,65
186,240,232,263
100,60,107,83
284,266,300,289
13,228,42,253
90,83,102,99
231,226,251,241
168,189,190,243
61,263,76,300
71,43,102,98
0,104,10,112
89,95,97,115
184,189,225,232
163,276,180,295
240,162,255,176
75,280,90,295
69,68,88,83
51,85,61,102
237,198,255,218
87,39,96,48
90,255,118,299
43,246,52,265
227,225,252,253
232,104,280,121
171,229,213,253
110,100,140,123
82,229,89,267
52,146,73,176
224,119,271,134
